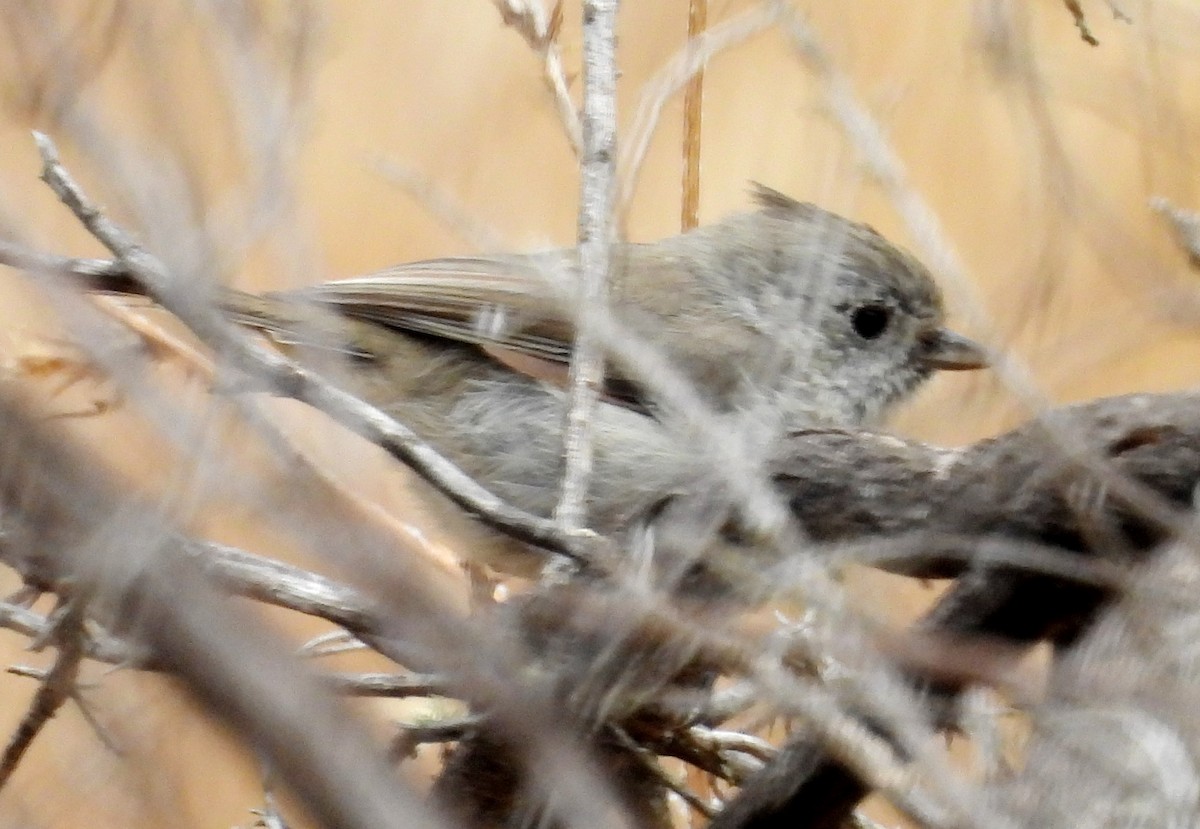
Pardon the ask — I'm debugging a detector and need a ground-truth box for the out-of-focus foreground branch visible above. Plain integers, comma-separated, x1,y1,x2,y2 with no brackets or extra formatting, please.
5,164,1200,824
4,136,1200,825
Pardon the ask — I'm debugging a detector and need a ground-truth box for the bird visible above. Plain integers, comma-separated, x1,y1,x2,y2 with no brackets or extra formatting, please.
101,184,986,573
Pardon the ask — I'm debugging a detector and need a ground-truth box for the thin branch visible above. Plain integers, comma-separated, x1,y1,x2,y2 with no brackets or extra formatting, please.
0,394,452,829
27,131,595,563
1062,0,1100,45
0,601,138,666
1151,196,1200,269
614,727,717,819
0,602,87,789
681,0,707,231
298,629,366,658
620,3,783,212
389,714,483,760
324,672,449,698
651,726,770,784
687,726,776,765
555,0,618,531
491,0,582,155
371,158,509,251
252,792,291,829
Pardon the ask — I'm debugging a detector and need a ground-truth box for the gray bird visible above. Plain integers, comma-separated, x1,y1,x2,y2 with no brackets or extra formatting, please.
185,185,984,570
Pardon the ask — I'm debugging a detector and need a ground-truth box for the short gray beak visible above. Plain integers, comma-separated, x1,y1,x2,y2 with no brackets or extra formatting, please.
918,328,988,371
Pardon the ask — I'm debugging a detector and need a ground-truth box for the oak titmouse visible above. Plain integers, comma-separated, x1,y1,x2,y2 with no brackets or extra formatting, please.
141,185,986,569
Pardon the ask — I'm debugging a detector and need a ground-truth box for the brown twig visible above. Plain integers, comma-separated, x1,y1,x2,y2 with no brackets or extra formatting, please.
681,0,707,232
324,672,449,698
620,3,783,212
0,601,87,789
1062,0,1100,45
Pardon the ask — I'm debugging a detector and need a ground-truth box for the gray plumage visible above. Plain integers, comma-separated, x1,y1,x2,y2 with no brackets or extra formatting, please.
219,185,984,570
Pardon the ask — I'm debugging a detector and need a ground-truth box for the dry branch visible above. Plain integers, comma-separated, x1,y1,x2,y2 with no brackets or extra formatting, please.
0,393,448,829
3,107,1200,829
706,392,1200,829
0,601,87,790
24,132,597,564
555,0,618,531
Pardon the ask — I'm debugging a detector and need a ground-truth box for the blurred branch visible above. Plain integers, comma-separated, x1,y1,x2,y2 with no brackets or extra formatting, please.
0,390,449,829
0,600,137,665
324,671,449,698
708,390,1200,829
771,391,1199,575
6,122,1200,829
613,726,718,819
23,131,598,564
1062,0,1099,45
620,2,783,212
2,322,1199,826
390,714,484,759
1152,196,1200,269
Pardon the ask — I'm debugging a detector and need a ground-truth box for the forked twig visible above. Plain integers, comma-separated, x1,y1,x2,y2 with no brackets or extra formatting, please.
0,601,87,789
492,0,582,154
27,131,596,563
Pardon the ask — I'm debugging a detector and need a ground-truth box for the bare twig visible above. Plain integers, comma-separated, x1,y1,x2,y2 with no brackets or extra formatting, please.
681,0,707,232
1103,0,1131,23
687,726,776,765
27,131,594,562
298,629,365,658
850,812,894,829
0,602,87,789
555,0,618,531
0,393,452,829
0,601,137,667
252,791,291,829
1151,196,1200,269
325,672,449,698
614,727,718,819
492,0,582,154
371,159,509,251
1062,0,1100,45
389,714,484,760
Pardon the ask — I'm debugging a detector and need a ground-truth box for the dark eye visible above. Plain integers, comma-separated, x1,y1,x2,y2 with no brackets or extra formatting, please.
850,304,891,340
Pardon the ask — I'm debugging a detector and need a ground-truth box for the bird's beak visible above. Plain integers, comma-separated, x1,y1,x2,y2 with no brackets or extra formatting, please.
918,328,988,371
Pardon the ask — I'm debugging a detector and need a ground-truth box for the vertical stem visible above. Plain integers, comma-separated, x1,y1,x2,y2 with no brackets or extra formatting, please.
681,0,707,231
555,0,620,531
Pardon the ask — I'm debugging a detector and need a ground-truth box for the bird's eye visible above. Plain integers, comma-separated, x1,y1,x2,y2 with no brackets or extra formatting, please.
850,304,891,340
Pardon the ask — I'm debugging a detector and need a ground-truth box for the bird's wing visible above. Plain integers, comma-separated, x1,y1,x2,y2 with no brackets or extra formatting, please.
283,254,661,407
284,254,581,366
279,252,768,413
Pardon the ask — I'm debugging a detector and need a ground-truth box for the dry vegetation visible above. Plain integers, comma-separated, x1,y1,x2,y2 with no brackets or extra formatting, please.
0,2,1200,828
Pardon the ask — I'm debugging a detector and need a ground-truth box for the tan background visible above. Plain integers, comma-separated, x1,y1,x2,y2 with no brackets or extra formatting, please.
0,1,1198,826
